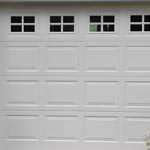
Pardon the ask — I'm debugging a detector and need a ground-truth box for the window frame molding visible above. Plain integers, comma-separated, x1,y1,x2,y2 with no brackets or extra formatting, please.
11,16,36,33
8,11,39,34
87,11,118,35
47,12,78,34
127,11,150,34
89,15,115,33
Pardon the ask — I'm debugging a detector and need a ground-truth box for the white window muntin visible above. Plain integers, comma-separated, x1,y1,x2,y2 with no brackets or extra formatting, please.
129,13,150,33
86,9,120,36
10,16,36,33
8,11,38,34
89,14,116,33
49,14,75,33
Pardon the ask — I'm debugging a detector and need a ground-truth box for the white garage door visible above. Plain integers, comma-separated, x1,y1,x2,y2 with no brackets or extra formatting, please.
0,3,150,150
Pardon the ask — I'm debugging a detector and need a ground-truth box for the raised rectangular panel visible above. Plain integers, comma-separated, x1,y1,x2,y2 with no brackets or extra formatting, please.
6,80,40,107
45,46,79,72
126,47,150,72
125,117,150,143
5,115,39,141
44,115,78,141
6,46,39,72
84,81,120,107
45,81,79,106
85,46,119,72
84,116,119,143
125,81,150,107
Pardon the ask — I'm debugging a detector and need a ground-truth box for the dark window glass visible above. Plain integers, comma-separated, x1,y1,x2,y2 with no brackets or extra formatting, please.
11,16,22,23
63,16,74,23
50,25,61,32
103,24,114,32
24,16,35,23
131,15,142,22
11,25,22,32
24,25,35,32
97,25,101,31
63,25,74,32
103,16,114,23
50,16,61,23
144,24,150,31
90,16,101,23
90,25,101,32
130,24,142,31
144,15,150,22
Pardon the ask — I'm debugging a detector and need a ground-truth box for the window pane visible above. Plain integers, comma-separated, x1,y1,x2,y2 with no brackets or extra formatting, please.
63,25,74,32
103,24,114,32
103,16,114,23
50,16,61,23
130,24,142,31
11,16,22,23
63,16,74,23
90,16,101,23
24,25,35,32
24,16,35,23
144,15,150,22
11,25,22,32
90,25,101,32
130,15,142,22
144,24,150,31
50,25,61,32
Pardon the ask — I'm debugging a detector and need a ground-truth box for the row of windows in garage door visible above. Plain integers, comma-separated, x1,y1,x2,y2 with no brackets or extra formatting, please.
11,15,150,33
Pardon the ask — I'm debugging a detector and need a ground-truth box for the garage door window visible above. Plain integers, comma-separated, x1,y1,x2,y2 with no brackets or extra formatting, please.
50,16,75,33
89,15,115,32
11,16,35,32
130,15,150,32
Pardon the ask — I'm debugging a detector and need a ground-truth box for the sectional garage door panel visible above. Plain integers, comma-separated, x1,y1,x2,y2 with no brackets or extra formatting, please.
2,76,150,112
3,111,150,150
0,3,150,150
2,42,121,76
2,42,150,76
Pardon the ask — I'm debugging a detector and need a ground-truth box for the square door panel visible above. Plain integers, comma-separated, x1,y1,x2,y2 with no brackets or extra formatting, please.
125,47,150,72
45,46,79,72
6,46,39,72
44,115,78,141
85,46,119,72
125,117,150,143
5,115,39,141
84,116,119,143
44,80,79,107
125,81,150,107
84,81,120,107
5,80,40,107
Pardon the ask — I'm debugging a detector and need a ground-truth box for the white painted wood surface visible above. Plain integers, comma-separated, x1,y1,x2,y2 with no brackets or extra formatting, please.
0,3,150,150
